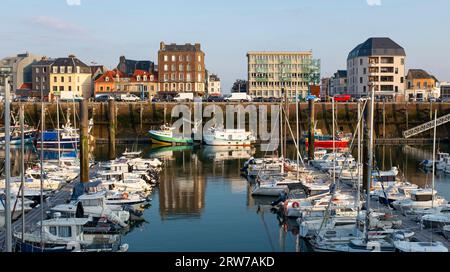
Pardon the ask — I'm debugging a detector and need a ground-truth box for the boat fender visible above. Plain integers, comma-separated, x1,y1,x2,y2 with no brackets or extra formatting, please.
122,192,129,199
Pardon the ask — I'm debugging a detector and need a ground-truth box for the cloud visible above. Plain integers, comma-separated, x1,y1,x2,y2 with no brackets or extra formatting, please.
367,0,382,6
66,0,81,6
32,16,86,34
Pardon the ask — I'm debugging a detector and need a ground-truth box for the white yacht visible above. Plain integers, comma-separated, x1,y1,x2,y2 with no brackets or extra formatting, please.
203,126,256,146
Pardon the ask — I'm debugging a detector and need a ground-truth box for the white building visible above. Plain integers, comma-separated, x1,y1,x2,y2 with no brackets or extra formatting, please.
329,70,347,96
207,74,221,96
347,38,406,101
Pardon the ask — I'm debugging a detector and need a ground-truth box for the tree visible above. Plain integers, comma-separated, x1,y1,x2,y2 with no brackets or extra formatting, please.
231,79,248,93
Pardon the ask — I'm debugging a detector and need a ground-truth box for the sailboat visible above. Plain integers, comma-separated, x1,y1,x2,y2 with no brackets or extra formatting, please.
0,112,37,145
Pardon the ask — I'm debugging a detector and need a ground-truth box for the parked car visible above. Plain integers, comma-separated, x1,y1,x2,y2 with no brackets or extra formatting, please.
206,96,224,102
252,97,264,102
333,94,352,102
428,96,437,103
174,92,194,102
117,94,140,102
441,97,450,103
224,93,252,102
95,94,114,102
306,95,320,102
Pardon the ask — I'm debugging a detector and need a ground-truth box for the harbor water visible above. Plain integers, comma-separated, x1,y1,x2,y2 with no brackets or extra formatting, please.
2,143,450,252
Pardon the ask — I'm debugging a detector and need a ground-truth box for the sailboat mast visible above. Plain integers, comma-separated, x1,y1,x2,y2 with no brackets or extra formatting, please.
40,90,45,251
4,76,12,252
356,101,362,234
296,88,299,177
332,97,336,183
57,98,61,162
432,109,437,209
365,85,375,243
72,100,78,153
20,103,25,244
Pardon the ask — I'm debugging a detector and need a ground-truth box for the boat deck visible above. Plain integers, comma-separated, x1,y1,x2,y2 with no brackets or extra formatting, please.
368,198,450,248
0,179,77,252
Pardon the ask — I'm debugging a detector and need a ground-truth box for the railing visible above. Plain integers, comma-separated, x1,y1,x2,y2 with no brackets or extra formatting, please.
403,112,450,138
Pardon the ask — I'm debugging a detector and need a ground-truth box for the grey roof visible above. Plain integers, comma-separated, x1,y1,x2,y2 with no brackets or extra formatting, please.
161,43,201,52
335,70,347,78
117,56,154,75
33,58,55,66
348,38,406,60
51,56,91,73
407,69,438,81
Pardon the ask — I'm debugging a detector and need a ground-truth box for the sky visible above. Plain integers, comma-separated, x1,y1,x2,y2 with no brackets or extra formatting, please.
1,0,449,91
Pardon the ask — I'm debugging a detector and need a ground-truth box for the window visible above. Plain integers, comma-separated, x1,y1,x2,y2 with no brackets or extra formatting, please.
363,68,366,75
198,55,201,62
401,77,404,84
186,73,191,81
49,226,57,236
164,73,168,82
53,86,57,91
42,77,46,82
61,76,64,82
179,73,184,81
58,226,72,238
150,75,154,81
179,64,183,71
59,86,64,91
172,55,176,61
198,74,202,82
360,77,363,84
395,68,399,74
187,64,191,71
54,76,57,82
164,55,168,61
198,65,201,71
143,75,147,81
68,76,71,82
105,77,109,82
360,59,363,65
100,86,104,91
179,55,183,61
363,86,366,92
36,85,40,90
77,86,79,91
106,86,110,91
401,58,405,65
67,66,72,73
35,68,40,73
417,82,421,89
187,55,191,62
53,66,58,73
76,66,80,73
163,64,168,71
171,73,175,80
68,86,72,91
36,77,40,82
137,76,141,81
60,66,65,73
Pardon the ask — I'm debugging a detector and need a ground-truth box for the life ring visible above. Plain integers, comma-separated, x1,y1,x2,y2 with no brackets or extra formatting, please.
292,202,300,208
122,192,129,199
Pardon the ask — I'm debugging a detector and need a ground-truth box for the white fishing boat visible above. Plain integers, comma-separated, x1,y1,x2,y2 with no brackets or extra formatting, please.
251,181,288,196
51,191,130,228
392,189,448,212
14,216,129,252
393,241,448,252
203,126,256,146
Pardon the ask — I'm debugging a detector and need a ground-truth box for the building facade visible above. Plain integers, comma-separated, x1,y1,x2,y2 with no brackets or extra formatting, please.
321,78,331,98
158,42,206,95
0,52,42,96
347,37,406,101
440,82,450,100
116,56,155,76
94,69,158,98
32,55,92,101
207,74,221,96
329,70,348,96
405,69,439,101
247,51,320,99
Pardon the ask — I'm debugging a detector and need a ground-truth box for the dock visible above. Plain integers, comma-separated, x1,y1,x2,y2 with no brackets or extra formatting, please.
0,180,76,252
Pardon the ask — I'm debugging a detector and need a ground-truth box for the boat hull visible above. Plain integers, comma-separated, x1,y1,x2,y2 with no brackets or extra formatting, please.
148,131,193,146
305,139,349,148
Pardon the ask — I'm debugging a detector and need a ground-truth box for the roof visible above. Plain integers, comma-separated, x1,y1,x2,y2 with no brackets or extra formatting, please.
117,56,154,75
348,38,406,60
160,42,202,52
334,70,347,78
407,69,438,81
51,55,91,73
34,58,55,66
19,82,32,90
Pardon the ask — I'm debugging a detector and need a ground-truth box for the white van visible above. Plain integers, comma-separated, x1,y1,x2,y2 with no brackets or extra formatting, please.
224,93,252,102
119,94,140,102
174,92,194,102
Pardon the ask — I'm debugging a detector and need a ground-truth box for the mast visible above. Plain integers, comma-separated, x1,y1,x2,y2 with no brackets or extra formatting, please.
20,103,25,244
4,76,12,252
432,110,437,209
365,84,375,243
356,101,362,235
40,86,45,251
332,97,336,183
296,87,299,177
57,98,61,162
72,99,78,153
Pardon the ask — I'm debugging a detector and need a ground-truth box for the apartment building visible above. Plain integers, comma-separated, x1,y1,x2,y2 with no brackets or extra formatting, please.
32,55,92,101
247,51,320,99
158,42,205,94
207,73,221,96
94,69,158,98
347,37,406,101
329,70,348,96
0,52,42,96
405,69,439,101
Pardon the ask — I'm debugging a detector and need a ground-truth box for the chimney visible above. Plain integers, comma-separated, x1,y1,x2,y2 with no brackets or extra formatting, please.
160,42,165,50
68,54,76,58
195,43,201,50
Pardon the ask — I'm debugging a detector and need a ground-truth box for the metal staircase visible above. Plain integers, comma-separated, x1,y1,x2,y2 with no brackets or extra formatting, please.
403,112,450,138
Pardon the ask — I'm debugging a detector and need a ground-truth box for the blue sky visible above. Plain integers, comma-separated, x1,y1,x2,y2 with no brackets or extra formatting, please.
1,0,449,91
